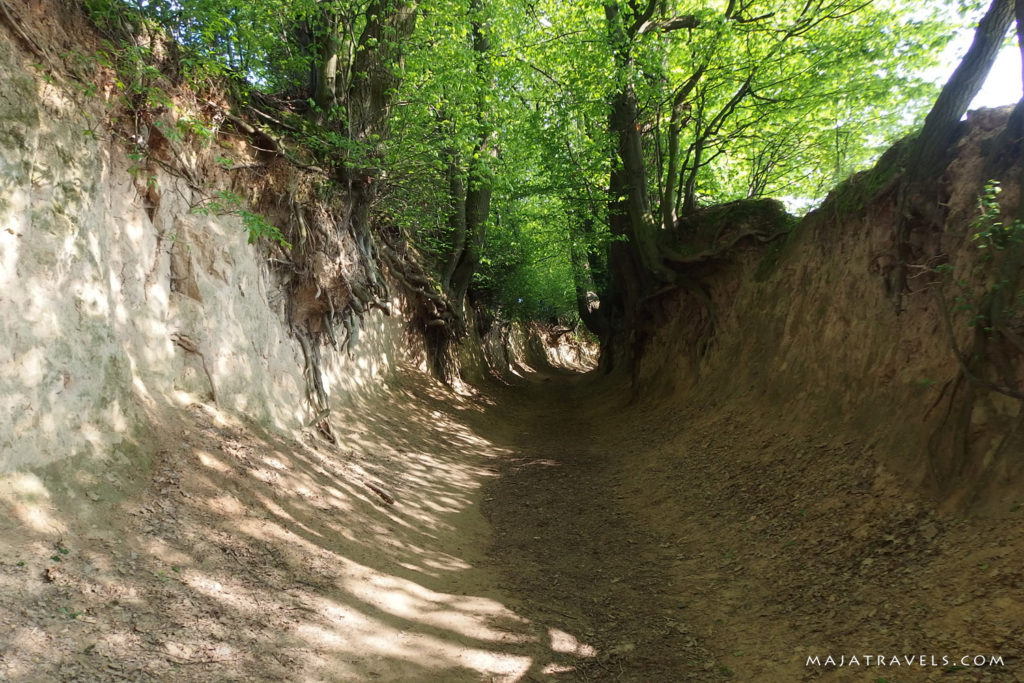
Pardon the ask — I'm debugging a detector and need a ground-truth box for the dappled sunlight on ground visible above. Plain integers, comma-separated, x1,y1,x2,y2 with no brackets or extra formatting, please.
0,363,597,681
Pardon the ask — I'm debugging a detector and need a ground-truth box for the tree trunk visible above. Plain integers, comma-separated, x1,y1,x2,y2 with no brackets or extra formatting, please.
347,0,417,147
661,67,703,231
1018,0,1024,86
908,0,1014,183
449,145,493,308
449,182,490,308
343,0,417,247
571,218,611,337
599,0,714,365
312,7,342,124
441,0,494,315
885,0,1013,305
986,0,1024,176
607,70,677,284
442,150,467,291
681,136,703,215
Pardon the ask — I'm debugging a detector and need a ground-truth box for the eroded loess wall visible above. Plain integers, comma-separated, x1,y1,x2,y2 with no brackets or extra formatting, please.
0,31,413,476
634,108,1024,512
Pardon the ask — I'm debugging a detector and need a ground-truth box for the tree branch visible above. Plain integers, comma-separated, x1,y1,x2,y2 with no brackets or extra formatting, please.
734,11,776,23
628,0,660,36
637,14,700,35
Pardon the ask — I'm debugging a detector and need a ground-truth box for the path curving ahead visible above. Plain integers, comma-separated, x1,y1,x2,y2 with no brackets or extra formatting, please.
2,359,1023,681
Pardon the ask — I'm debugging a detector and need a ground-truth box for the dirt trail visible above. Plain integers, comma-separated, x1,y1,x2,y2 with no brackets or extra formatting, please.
3,361,1024,681
480,368,1024,683
479,369,718,681
0,369,556,682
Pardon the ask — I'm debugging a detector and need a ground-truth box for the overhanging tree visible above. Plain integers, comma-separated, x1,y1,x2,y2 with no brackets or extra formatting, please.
599,0,953,315
125,0,990,355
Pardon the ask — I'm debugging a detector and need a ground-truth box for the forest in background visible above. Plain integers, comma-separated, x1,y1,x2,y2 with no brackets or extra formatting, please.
70,0,1011,342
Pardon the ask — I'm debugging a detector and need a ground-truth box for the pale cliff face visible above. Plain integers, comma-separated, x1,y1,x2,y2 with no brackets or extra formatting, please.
0,37,409,475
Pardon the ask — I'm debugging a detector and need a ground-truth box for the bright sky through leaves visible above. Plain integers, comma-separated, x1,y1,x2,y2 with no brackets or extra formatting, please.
971,46,1022,108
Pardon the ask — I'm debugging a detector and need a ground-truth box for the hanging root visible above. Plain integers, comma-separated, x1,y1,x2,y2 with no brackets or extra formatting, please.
295,328,336,442
378,240,460,328
0,0,52,64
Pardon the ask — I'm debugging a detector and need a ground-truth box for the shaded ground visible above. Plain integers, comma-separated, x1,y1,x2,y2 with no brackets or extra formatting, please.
480,368,1024,683
479,369,718,682
0,370,572,681
3,358,1024,681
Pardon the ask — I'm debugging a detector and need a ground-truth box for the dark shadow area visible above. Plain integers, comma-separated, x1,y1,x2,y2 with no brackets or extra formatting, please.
477,365,1024,681
474,371,722,682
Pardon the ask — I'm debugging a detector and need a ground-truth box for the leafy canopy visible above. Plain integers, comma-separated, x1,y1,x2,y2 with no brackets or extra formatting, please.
97,0,979,324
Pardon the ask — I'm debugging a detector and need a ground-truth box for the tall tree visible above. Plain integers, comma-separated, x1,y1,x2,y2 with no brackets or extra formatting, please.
583,0,957,342
441,0,496,315
908,0,1014,184
885,0,1016,305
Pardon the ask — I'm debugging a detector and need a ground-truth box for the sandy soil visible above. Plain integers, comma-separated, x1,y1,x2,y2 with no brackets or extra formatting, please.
3,359,1024,682
0,368,564,682
481,368,1024,683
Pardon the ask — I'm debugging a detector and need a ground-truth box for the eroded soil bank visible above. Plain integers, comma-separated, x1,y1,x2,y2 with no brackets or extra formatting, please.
3,359,1024,682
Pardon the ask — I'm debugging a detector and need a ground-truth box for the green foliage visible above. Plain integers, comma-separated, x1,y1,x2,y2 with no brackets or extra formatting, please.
192,190,291,249
119,0,309,90
388,0,964,323
86,39,175,114
238,209,290,248
477,194,581,323
513,0,954,210
86,0,980,326
972,181,1024,252
935,179,1024,342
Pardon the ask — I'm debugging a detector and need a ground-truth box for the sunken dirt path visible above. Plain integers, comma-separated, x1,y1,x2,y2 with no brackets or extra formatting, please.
2,363,1024,682
478,370,717,682
480,369,1024,683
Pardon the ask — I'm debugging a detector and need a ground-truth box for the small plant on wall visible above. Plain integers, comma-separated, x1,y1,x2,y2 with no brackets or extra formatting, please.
932,179,1024,403
191,190,291,249
972,181,1024,253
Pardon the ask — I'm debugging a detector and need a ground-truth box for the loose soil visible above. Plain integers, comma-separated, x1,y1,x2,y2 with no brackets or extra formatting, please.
3,359,1024,681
